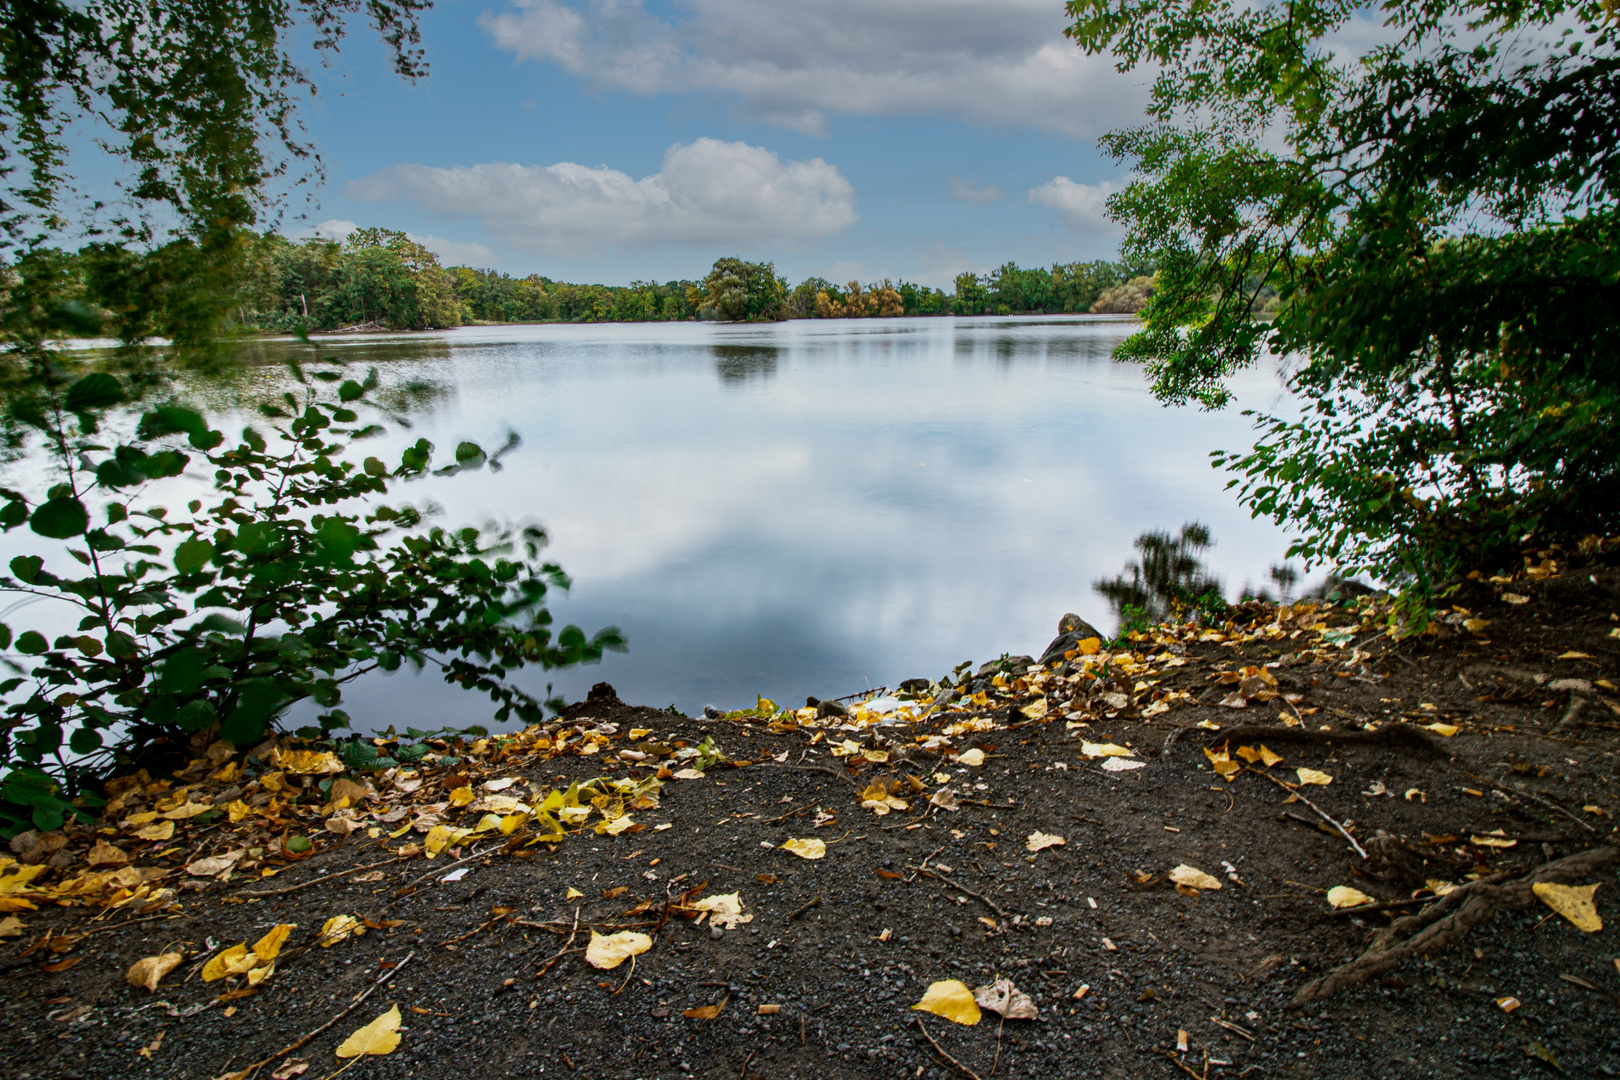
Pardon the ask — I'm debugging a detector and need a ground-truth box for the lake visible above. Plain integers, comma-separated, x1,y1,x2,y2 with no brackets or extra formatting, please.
24,316,1299,732
247,315,1295,729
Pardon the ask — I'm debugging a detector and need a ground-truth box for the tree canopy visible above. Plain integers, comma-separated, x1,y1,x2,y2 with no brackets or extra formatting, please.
1,0,431,248
1068,0,1620,608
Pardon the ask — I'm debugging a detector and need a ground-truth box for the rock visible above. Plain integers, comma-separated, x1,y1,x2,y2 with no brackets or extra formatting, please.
816,699,849,720
586,682,621,705
805,696,820,707
898,678,930,693
702,705,722,719
1039,614,1106,666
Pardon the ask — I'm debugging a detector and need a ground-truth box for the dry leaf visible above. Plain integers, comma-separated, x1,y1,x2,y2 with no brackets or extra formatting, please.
781,837,825,860
0,915,24,938
689,892,751,929
672,768,706,780
585,930,654,969
1326,886,1373,909
186,849,246,877
335,1004,401,1058
202,944,258,982
281,750,345,775
1531,882,1602,932
318,914,364,947
86,839,130,868
1295,768,1333,786
1424,723,1459,737
973,977,1037,1020
1469,835,1518,849
134,821,176,842
126,952,184,992
1025,832,1065,853
683,997,727,1020
1082,742,1135,758
956,749,986,767
1168,865,1223,891
253,924,295,962
1101,758,1145,772
270,1060,309,1079
448,786,475,807
912,979,982,1025
1019,699,1049,720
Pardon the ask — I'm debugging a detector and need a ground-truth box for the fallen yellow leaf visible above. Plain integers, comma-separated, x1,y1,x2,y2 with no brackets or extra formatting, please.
585,930,653,969
566,886,585,900
448,786,475,807
318,914,364,947
126,952,184,992
1326,886,1373,909
202,943,257,982
1083,742,1135,758
134,820,176,842
781,837,826,860
956,748,986,767
1424,723,1459,737
1075,637,1102,655
1025,831,1065,853
253,924,295,962
280,750,345,776
1169,865,1222,891
1296,768,1333,786
335,1004,402,1058
1470,835,1518,849
912,979,981,1025
1532,882,1602,931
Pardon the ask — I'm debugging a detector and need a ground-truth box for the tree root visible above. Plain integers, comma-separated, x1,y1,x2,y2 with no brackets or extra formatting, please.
1294,841,1620,1004
1208,723,1445,755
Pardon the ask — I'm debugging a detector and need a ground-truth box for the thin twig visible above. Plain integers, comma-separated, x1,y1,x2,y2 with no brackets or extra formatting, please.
918,869,1008,921
379,844,495,911
990,1014,1005,1077
786,896,821,921
912,1017,984,1080
1249,767,1366,858
221,950,415,1080
1324,896,1435,917
1478,775,1597,834
533,906,582,978
238,855,411,898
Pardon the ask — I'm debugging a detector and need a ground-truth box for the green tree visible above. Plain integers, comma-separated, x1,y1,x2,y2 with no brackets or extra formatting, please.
1067,0,1620,610
952,272,989,315
698,258,786,322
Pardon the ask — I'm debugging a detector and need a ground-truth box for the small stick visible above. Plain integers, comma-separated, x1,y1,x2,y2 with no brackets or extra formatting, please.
786,896,822,921
221,950,415,1080
739,1049,755,1079
238,855,412,898
990,1014,1006,1077
533,906,583,978
1478,775,1597,834
918,870,1009,921
1249,768,1366,858
1324,896,1436,917
380,845,495,910
912,1017,984,1080
759,805,812,826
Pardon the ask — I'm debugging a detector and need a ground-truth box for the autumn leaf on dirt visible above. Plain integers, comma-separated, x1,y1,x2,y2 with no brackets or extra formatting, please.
585,930,653,969
973,977,1037,1019
683,996,726,1020
126,952,184,992
1168,865,1223,892
280,750,345,775
1234,744,1282,767
781,837,825,859
1532,882,1603,931
1326,886,1373,909
955,748,986,767
1025,832,1065,853
912,979,981,1025
0,915,25,938
335,1004,402,1058
688,892,752,929
1204,747,1240,780
318,914,365,947
1082,742,1134,759
1295,768,1333,786
202,944,259,982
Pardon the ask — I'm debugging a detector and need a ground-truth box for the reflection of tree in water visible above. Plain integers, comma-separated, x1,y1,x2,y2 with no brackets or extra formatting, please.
713,345,778,384
1095,522,1226,622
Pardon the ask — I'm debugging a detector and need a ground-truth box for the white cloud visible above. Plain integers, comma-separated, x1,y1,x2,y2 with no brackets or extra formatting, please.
478,0,1147,138
344,138,857,256
916,242,979,287
307,218,358,241
946,177,1002,205
411,233,498,267
1027,177,1122,235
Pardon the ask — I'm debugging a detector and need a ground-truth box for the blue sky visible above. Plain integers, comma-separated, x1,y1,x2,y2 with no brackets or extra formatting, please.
281,0,1152,288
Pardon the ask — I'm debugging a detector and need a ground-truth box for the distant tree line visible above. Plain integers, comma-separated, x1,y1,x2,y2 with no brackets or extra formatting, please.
2,230,1157,342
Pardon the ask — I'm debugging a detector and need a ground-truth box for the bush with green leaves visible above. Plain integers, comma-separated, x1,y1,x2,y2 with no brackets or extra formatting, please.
0,360,623,835
1066,0,1620,612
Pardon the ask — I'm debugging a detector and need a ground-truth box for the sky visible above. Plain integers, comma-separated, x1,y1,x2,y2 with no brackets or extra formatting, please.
279,0,1154,288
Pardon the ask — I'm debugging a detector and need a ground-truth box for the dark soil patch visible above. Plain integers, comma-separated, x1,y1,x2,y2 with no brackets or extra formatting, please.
4,566,1619,1080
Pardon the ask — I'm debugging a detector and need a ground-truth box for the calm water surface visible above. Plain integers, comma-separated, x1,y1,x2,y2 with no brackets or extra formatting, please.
227,315,1298,729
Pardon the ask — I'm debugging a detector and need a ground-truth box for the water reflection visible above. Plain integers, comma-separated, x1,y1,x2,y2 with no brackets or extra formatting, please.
712,344,779,385
31,316,1298,730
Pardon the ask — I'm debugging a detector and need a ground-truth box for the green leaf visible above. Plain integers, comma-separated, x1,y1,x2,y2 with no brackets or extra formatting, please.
156,648,211,695
68,728,103,754
338,379,364,401
176,699,218,733
174,538,215,574
29,497,88,538
64,373,125,412
10,555,42,583
0,500,26,530
15,632,46,655
221,677,287,745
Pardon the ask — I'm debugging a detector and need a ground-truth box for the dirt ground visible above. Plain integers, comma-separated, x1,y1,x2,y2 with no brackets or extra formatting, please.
2,558,1618,1080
